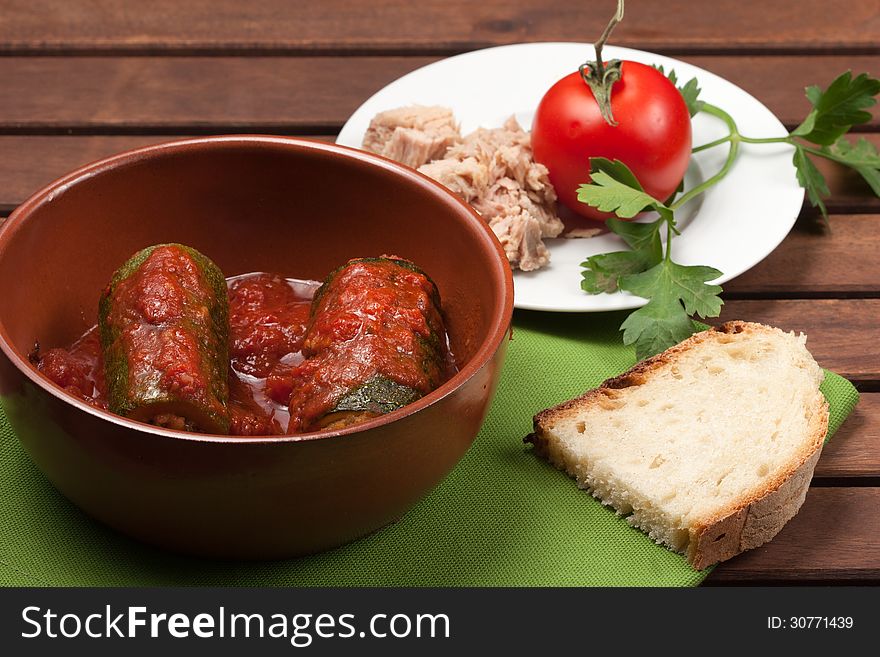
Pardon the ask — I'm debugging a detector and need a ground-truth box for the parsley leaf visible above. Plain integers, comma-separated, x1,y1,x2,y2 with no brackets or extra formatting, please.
621,261,723,318
619,261,724,360
677,78,705,118
655,65,678,86
826,136,880,196
576,170,659,217
619,296,696,361
793,145,830,219
791,71,880,145
581,251,655,293
590,157,644,189
577,158,676,226
654,65,704,117
606,216,664,257
786,72,880,220
580,217,663,293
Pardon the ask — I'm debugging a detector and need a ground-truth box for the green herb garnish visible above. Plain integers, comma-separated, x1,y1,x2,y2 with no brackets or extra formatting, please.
578,160,722,360
579,70,880,360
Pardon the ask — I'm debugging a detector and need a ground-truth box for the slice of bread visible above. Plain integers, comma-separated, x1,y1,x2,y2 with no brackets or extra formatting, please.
527,321,829,570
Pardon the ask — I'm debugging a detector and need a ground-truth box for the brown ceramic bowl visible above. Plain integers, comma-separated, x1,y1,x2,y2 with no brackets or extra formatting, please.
0,136,513,559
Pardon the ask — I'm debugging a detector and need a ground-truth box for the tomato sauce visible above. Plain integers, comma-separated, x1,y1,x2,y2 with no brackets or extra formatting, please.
35,328,107,410
39,273,316,436
225,273,318,435
37,265,455,436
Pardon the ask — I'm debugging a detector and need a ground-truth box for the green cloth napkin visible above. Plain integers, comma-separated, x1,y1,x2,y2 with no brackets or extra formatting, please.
0,311,860,587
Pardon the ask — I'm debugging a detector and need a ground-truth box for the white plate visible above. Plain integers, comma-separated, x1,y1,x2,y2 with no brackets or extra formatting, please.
337,43,803,312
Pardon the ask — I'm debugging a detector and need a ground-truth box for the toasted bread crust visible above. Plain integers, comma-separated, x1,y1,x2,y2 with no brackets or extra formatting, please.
531,321,752,433
526,321,830,570
688,446,823,569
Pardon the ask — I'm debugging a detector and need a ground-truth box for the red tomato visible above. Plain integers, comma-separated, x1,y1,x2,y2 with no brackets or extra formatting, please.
531,61,692,220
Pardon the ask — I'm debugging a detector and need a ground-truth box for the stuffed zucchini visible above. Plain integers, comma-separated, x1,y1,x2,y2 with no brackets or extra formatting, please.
287,256,452,432
99,243,231,433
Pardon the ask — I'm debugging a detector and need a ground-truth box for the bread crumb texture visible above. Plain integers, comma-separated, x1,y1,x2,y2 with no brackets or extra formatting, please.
530,321,829,569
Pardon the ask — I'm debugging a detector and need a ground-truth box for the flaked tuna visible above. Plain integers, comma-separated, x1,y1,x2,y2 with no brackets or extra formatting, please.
362,107,565,271
417,156,488,203
362,106,462,169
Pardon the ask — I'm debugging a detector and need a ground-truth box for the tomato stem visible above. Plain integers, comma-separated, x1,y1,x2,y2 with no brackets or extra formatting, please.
593,0,625,83
579,0,625,126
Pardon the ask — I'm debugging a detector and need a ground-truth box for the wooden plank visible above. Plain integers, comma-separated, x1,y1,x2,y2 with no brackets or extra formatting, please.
0,56,876,133
0,1,877,54
816,394,880,481
0,135,334,214
0,133,876,217
717,299,880,385
724,213,880,297
708,488,880,582
0,57,436,133
694,57,880,132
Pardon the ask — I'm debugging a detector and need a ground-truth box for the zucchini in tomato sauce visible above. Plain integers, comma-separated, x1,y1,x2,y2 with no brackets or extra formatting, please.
288,256,453,432
99,244,231,434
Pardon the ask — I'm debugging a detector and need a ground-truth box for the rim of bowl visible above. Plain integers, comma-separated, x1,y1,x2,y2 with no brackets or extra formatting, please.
0,135,514,444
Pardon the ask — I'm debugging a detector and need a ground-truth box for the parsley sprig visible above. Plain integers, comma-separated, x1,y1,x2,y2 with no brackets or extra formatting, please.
578,159,724,360
578,70,880,361
695,71,880,220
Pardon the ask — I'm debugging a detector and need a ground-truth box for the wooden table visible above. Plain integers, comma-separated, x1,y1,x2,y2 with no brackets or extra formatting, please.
0,1,877,585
